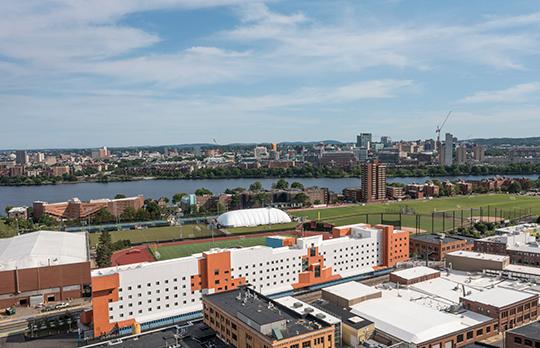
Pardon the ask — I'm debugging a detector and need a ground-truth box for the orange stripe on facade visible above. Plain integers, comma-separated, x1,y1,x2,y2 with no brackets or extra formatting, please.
91,273,135,336
292,246,340,289
191,250,246,294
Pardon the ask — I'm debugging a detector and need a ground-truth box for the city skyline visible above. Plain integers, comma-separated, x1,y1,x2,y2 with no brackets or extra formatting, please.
2,1,540,148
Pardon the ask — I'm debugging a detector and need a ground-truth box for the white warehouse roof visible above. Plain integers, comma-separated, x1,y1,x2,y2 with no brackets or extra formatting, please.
0,231,88,271
217,207,291,228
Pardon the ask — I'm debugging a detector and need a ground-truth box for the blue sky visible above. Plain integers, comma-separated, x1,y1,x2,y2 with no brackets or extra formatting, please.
1,0,540,149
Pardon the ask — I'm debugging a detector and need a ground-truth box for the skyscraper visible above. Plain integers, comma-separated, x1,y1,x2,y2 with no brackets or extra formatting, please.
356,133,372,149
380,136,392,147
15,150,28,165
473,144,485,162
456,145,467,164
441,133,454,166
361,160,387,203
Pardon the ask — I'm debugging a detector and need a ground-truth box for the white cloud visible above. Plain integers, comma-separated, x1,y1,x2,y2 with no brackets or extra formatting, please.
459,83,540,103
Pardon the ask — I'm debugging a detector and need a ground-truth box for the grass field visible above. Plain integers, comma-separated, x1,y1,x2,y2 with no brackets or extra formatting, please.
225,222,298,234
291,194,540,233
88,224,214,247
0,219,16,238
153,236,270,260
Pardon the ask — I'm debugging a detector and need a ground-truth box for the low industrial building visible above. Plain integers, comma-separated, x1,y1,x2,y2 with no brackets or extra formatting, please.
446,250,510,272
203,287,336,348
0,231,91,309
504,321,540,348
389,266,440,285
312,266,540,348
321,281,382,307
474,224,540,266
461,287,538,332
410,233,474,261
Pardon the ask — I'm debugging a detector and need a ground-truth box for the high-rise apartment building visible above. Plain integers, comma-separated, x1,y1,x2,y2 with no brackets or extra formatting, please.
456,145,467,164
440,133,454,166
361,160,387,203
356,133,372,149
15,150,28,165
473,144,485,162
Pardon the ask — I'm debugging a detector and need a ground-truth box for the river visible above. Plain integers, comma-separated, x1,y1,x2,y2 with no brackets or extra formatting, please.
1,174,539,214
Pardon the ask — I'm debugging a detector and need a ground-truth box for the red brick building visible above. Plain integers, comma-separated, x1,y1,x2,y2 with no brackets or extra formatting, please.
0,231,91,309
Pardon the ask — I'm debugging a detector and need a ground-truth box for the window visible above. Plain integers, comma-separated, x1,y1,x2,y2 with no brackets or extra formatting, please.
466,331,473,340
514,337,523,344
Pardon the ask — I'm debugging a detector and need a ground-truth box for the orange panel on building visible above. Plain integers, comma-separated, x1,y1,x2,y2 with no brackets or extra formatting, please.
293,247,340,289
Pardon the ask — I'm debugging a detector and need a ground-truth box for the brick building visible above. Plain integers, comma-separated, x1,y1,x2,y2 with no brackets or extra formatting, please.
461,288,538,332
33,195,145,221
505,321,540,348
410,233,474,261
0,231,90,309
203,287,336,348
361,161,387,203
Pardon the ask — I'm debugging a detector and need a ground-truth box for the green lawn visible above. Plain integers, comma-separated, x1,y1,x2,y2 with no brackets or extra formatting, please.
0,219,16,238
153,236,269,260
88,224,214,247
291,194,540,233
225,222,298,234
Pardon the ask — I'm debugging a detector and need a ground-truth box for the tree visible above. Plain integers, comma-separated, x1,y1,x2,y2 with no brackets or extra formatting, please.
114,193,127,199
249,181,263,192
195,188,213,196
93,208,115,224
292,192,310,206
4,205,13,215
273,179,289,190
536,216,540,224
508,181,522,194
96,231,113,268
120,207,137,222
172,192,186,204
290,182,304,190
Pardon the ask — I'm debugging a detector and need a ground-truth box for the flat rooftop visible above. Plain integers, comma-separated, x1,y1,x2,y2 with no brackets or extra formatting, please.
391,266,440,281
507,320,540,339
84,321,231,348
350,295,492,344
0,231,88,271
311,298,374,330
447,250,509,262
411,234,473,244
322,281,381,300
463,287,537,308
204,288,330,340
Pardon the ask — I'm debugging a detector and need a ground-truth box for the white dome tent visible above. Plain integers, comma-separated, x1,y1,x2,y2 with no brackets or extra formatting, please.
216,207,292,228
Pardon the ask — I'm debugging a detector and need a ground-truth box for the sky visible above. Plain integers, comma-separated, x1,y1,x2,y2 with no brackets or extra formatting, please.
1,0,540,149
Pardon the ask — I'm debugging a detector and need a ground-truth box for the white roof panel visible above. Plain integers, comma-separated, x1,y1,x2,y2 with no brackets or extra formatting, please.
391,266,440,281
217,208,291,228
0,231,88,271
351,296,491,344
464,287,536,308
323,281,381,300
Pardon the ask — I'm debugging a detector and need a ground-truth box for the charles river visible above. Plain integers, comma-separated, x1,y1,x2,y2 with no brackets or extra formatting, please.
1,175,539,214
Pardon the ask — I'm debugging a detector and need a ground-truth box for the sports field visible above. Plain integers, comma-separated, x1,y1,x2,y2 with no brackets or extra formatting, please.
225,222,298,234
152,236,270,260
88,224,214,247
291,194,540,233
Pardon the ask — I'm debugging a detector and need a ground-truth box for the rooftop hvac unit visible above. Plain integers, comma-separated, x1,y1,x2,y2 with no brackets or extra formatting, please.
293,302,303,308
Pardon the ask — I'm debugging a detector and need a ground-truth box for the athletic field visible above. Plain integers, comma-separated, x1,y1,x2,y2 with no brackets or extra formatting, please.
152,236,270,260
88,224,213,247
224,222,298,234
291,194,540,233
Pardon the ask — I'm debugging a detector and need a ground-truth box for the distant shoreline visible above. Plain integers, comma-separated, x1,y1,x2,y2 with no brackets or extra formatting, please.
1,172,539,187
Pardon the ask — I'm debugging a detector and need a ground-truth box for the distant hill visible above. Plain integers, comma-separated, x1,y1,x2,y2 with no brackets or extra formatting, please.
463,137,540,147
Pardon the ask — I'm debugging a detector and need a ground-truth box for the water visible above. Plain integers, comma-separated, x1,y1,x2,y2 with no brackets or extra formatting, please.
0,174,538,214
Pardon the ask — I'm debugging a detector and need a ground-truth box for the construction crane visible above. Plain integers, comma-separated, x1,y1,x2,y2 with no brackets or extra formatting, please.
436,111,452,143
